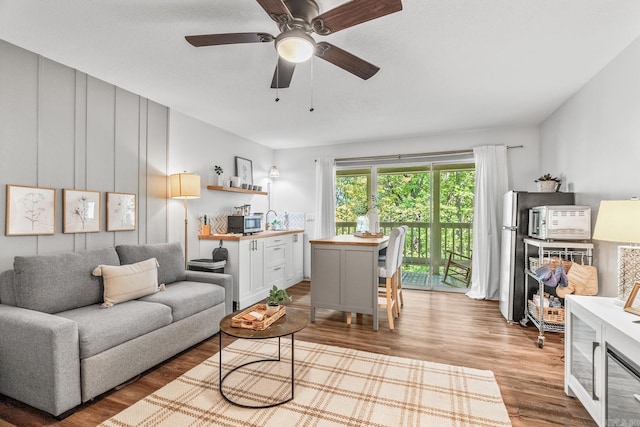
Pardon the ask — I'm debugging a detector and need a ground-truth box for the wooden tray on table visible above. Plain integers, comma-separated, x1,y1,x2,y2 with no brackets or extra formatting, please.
230,303,286,330
354,231,384,238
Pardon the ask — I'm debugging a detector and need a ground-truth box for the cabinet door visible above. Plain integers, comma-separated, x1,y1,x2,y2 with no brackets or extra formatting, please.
250,239,265,294
566,300,603,423
293,233,304,281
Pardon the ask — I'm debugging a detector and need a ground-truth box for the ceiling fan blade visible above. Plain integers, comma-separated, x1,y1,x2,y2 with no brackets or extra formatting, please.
271,57,296,89
185,32,274,47
315,42,379,80
256,0,293,23
312,0,402,35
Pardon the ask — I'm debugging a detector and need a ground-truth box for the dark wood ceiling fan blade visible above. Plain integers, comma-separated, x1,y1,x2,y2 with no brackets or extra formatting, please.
185,32,274,47
312,0,402,35
271,57,296,88
315,42,379,80
256,0,293,23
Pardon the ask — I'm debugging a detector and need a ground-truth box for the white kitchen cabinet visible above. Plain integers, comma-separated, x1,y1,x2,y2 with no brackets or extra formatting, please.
565,295,640,426
199,231,304,310
264,235,287,291
286,233,304,287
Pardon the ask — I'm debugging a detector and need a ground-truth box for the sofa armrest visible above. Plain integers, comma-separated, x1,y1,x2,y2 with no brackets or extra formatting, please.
185,271,234,314
0,304,81,416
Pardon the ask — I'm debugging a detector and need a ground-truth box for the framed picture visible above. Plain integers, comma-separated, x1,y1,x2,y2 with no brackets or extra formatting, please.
235,156,253,186
6,184,56,236
106,192,136,231
624,282,640,316
63,189,101,233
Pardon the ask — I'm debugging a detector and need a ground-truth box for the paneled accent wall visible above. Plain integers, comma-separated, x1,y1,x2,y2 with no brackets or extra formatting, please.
0,40,169,271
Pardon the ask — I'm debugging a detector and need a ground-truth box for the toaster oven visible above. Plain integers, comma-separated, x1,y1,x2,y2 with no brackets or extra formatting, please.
528,205,591,240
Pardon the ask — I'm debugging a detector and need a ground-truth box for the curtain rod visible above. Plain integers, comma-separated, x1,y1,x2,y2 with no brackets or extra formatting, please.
333,145,523,163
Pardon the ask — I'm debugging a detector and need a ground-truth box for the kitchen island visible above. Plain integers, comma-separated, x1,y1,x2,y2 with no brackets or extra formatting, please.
309,235,389,330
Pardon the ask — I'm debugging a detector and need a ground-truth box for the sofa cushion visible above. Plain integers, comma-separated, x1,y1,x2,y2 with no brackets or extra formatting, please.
116,243,186,285
56,300,172,359
138,281,225,322
92,258,163,308
13,247,120,314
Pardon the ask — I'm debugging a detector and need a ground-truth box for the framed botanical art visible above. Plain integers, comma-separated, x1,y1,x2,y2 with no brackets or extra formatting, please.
235,156,253,186
6,184,56,236
106,192,136,231
63,189,101,233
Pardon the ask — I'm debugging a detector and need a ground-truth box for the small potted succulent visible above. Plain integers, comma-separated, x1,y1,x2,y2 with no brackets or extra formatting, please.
213,165,224,186
535,173,561,192
265,285,292,314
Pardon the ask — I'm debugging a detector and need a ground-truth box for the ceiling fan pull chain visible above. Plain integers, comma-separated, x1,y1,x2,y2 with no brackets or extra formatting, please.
309,57,315,112
275,55,280,102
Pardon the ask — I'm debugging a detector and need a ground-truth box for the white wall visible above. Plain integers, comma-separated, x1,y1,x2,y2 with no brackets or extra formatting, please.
540,36,640,297
0,40,169,272
272,126,540,277
167,111,274,261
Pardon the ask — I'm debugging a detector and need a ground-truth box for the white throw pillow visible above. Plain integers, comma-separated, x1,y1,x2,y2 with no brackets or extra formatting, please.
92,257,164,308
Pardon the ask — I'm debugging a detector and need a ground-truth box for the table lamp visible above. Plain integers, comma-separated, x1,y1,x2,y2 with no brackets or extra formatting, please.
170,172,201,269
592,199,640,305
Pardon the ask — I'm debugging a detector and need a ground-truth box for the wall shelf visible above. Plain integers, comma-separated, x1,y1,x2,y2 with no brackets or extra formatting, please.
206,185,267,196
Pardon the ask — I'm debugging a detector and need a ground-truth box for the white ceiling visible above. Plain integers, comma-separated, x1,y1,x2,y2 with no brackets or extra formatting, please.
2,0,640,150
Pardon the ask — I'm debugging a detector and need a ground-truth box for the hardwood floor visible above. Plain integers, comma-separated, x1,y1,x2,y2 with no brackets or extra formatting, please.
0,281,596,426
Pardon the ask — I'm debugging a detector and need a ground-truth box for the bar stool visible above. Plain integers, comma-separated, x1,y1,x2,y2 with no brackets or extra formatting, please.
377,227,402,329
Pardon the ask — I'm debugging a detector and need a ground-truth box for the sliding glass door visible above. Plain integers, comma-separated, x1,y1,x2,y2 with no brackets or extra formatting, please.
335,162,475,291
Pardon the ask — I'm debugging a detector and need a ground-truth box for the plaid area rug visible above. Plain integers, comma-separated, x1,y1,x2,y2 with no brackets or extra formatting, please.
101,339,511,427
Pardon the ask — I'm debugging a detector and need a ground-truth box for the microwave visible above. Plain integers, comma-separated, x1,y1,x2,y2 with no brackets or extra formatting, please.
528,205,591,240
228,215,263,235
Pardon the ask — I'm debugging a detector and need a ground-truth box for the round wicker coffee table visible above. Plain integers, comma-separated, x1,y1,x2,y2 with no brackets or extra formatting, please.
218,307,309,408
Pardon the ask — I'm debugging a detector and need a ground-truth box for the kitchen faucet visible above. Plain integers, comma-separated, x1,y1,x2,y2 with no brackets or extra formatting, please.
265,210,277,230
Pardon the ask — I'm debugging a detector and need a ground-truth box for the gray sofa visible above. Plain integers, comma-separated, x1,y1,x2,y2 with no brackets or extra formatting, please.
0,242,232,417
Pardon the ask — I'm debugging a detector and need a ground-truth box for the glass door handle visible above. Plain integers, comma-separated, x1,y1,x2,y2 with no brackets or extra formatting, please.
592,341,600,401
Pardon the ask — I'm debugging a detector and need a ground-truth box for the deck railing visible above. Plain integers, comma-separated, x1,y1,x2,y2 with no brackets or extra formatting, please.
336,221,472,273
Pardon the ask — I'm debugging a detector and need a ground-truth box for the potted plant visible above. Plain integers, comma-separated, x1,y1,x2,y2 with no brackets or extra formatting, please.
213,165,224,186
535,173,561,192
265,285,292,314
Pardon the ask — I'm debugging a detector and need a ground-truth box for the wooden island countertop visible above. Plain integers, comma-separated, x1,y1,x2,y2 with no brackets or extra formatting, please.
198,229,304,241
309,235,388,246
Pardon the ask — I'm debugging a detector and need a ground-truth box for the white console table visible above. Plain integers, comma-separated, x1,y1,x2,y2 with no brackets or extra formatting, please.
565,295,640,426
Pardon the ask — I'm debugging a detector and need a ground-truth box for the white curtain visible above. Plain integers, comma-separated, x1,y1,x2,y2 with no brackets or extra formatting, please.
466,145,509,300
314,157,336,239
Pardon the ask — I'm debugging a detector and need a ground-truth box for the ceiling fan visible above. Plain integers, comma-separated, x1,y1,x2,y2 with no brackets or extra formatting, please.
185,0,403,89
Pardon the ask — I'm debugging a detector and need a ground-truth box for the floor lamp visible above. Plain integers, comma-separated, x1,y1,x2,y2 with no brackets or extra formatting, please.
593,199,640,305
170,172,201,269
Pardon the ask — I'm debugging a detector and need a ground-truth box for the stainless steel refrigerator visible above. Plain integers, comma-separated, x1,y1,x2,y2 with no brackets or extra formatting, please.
498,190,575,322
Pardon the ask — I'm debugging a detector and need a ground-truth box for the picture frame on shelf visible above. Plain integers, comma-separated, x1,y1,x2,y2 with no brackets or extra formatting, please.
623,282,640,316
235,156,253,186
63,189,101,233
5,184,56,236
106,192,136,231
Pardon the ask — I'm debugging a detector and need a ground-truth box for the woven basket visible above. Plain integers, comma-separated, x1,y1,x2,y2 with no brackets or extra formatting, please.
527,300,565,324
529,257,572,273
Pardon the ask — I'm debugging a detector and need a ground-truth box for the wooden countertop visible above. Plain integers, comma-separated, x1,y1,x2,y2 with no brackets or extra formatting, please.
309,235,388,246
199,229,304,241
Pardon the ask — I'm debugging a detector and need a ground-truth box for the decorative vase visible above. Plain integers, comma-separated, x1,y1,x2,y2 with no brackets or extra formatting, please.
215,175,224,186
368,211,379,233
537,181,559,192
356,215,369,233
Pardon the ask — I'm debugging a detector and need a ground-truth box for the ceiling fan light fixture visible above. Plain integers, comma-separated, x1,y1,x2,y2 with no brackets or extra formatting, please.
276,29,315,63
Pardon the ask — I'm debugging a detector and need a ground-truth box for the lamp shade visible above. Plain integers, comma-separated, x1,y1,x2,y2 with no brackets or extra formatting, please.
269,166,280,178
593,200,640,243
170,173,201,199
